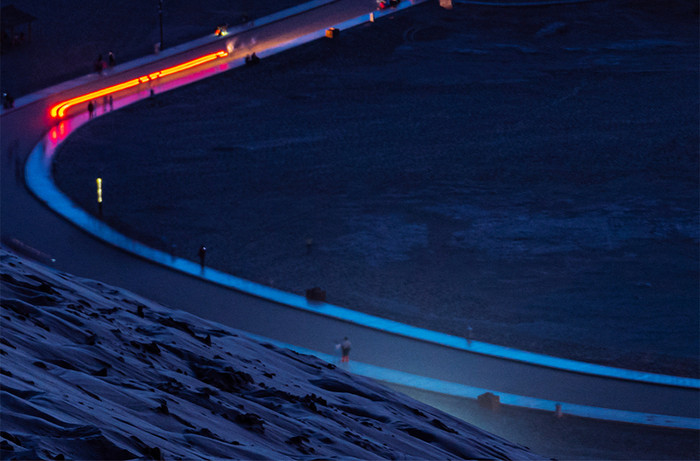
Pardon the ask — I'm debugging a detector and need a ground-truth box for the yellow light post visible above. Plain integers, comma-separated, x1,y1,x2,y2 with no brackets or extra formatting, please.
96,177,103,217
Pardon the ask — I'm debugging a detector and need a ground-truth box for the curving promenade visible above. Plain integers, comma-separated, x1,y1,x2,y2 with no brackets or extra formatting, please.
2,0,698,431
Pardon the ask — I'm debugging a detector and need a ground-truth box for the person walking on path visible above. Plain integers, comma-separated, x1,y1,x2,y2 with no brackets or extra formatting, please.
94,54,106,74
87,100,95,119
339,337,351,363
198,245,207,271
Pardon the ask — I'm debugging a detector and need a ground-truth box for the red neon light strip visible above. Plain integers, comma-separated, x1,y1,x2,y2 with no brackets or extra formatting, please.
50,79,141,118
156,51,227,78
50,50,228,118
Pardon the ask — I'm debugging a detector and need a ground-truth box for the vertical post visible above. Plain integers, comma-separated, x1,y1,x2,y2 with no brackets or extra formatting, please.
96,177,103,217
158,0,164,51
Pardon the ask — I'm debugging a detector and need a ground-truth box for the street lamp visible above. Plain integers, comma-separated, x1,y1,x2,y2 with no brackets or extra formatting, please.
158,0,164,51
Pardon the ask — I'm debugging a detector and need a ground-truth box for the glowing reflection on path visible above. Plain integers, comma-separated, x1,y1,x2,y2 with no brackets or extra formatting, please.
49,51,228,118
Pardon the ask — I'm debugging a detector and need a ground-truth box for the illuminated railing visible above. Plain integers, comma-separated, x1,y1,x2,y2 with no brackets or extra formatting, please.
49,51,229,118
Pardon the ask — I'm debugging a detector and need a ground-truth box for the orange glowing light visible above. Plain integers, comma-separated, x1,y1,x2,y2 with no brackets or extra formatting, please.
50,51,228,118
50,79,140,118
156,51,228,78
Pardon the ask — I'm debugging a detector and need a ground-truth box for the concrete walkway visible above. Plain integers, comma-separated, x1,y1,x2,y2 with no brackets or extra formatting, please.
3,0,699,430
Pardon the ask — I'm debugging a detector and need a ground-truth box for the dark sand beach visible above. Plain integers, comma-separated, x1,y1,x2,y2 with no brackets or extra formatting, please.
3,0,698,377
51,1,699,377
3,1,699,459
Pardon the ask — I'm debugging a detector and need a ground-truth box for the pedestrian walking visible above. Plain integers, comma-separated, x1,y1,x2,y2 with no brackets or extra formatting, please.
87,100,95,119
198,245,207,270
94,54,106,74
108,51,116,67
2,91,14,109
108,95,114,111
339,337,351,363
102,95,108,113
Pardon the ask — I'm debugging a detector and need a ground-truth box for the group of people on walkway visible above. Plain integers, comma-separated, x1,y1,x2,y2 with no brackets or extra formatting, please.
85,52,119,118
87,95,113,118
94,52,116,74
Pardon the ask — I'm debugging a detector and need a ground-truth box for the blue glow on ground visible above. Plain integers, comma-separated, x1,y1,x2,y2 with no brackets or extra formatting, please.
244,332,700,430
21,0,700,429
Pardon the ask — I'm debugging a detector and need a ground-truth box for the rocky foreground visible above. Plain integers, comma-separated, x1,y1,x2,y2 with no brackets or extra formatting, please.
0,248,544,460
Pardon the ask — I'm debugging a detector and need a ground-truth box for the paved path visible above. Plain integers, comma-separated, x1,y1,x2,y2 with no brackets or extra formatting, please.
1,0,698,430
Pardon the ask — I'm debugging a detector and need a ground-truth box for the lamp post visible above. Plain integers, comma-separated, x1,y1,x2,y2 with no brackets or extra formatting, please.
96,177,103,217
158,0,164,51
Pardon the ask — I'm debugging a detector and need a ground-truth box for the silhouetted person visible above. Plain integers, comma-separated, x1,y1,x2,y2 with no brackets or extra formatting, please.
94,54,106,74
87,100,95,119
198,245,207,270
108,51,116,67
2,92,14,109
340,337,351,363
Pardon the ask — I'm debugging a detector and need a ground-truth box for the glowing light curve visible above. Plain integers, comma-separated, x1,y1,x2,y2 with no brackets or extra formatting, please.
50,51,228,118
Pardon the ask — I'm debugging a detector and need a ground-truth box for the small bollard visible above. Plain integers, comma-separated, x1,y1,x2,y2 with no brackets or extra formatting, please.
306,287,326,302
478,392,500,411
325,27,339,39
555,403,563,418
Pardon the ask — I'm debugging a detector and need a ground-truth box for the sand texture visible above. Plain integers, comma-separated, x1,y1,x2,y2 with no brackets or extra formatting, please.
0,248,546,459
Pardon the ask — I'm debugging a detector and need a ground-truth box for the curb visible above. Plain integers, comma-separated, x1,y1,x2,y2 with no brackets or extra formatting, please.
244,333,700,430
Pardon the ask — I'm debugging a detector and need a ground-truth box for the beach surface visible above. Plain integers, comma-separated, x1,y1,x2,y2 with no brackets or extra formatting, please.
50,0,699,377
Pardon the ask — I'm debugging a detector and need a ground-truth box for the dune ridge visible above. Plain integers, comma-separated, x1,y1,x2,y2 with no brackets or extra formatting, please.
0,248,544,460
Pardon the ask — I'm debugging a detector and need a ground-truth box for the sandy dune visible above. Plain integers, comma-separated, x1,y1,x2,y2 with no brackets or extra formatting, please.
0,248,544,459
